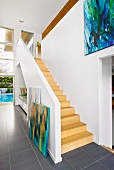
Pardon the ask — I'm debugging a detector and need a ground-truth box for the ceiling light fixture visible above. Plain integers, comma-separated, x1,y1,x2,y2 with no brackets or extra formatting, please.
19,20,24,23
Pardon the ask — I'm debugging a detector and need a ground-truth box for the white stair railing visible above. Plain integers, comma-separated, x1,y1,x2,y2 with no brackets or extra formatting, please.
15,39,62,163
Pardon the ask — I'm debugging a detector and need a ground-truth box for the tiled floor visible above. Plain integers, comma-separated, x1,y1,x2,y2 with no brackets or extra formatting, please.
0,104,114,170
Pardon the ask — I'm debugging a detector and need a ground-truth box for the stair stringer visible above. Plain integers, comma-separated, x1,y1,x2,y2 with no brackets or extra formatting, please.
15,39,62,164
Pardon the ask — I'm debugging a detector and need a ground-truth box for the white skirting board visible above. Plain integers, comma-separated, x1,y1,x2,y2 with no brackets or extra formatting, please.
48,148,62,164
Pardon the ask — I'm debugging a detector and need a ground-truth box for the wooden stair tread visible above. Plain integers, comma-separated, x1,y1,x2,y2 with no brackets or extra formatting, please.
42,71,52,75
61,122,86,139
36,62,45,66
35,59,44,62
51,86,60,90
54,90,63,96
34,58,42,60
46,77,54,80
40,68,49,71
61,107,75,116
51,84,60,87
36,64,49,71
36,60,44,63
57,95,66,101
49,81,57,84
57,95,65,97
61,114,77,119
47,79,56,83
62,131,93,146
61,107,74,110
53,90,63,96
62,122,86,131
61,114,80,126
54,90,62,92
60,101,70,108
60,100,70,103
42,69,50,72
49,82,58,86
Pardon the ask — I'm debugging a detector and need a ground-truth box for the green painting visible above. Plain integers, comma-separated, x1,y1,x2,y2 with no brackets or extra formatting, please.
29,102,50,157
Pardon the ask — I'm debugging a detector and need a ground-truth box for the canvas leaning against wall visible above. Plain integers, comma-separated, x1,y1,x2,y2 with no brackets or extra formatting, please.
84,0,114,55
29,102,50,157
28,87,40,121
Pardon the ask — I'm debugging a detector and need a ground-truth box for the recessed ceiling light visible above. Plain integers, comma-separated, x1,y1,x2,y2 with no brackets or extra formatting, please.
19,20,24,23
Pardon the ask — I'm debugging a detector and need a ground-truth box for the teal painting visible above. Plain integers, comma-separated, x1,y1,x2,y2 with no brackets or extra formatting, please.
84,0,114,55
29,102,50,157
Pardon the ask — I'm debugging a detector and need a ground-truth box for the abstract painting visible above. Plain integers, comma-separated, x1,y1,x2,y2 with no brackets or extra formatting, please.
28,87,40,121
29,102,50,157
84,0,114,55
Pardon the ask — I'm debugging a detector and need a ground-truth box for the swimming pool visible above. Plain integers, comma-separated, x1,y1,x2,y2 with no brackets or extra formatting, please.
0,93,13,102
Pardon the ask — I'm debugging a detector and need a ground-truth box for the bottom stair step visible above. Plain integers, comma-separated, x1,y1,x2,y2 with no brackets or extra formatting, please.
61,131,93,154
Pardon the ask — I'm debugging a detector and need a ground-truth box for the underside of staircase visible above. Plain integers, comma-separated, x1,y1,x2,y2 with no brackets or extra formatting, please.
35,58,93,154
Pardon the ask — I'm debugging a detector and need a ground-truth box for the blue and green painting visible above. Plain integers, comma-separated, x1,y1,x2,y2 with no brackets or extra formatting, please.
29,102,50,157
84,0,114,55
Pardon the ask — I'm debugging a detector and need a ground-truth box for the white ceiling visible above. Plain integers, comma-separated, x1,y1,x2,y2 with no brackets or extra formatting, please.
0,0,68,34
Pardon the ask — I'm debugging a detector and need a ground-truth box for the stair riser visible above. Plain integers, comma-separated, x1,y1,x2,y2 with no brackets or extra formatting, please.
49,82,57,86
54,91,63,96
35,58,41,60
51,86,60,91
37,62,45,66
61,108,75,116
35,60,42,64
57,96,66,102
47,80,55,85
38,64,48,69
43,72,52,77
36,61,44,64
61,116,80,126
40,67,49,71
61,136,93,154
47,79,56,84
46,77,54,81
61,102,70,108
61,125,86,138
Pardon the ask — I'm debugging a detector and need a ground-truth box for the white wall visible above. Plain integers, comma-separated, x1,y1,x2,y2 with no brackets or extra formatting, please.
42,0,114,144
15,64,26,105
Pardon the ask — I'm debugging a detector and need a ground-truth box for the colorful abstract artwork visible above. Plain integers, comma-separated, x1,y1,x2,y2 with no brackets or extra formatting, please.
84,0,114,55
29,102,50,157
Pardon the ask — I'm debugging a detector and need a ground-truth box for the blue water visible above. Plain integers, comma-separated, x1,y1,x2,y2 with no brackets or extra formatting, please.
0,93,13,102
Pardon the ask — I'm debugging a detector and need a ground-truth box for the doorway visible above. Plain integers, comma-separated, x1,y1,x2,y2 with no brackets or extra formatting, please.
99,57,112,148
112,57,114,148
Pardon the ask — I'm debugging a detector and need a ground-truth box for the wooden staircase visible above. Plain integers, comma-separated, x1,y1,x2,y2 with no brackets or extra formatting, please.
35,58,93,154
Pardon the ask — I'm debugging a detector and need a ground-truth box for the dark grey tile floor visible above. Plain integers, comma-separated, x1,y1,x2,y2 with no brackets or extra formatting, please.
0,104,114,170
